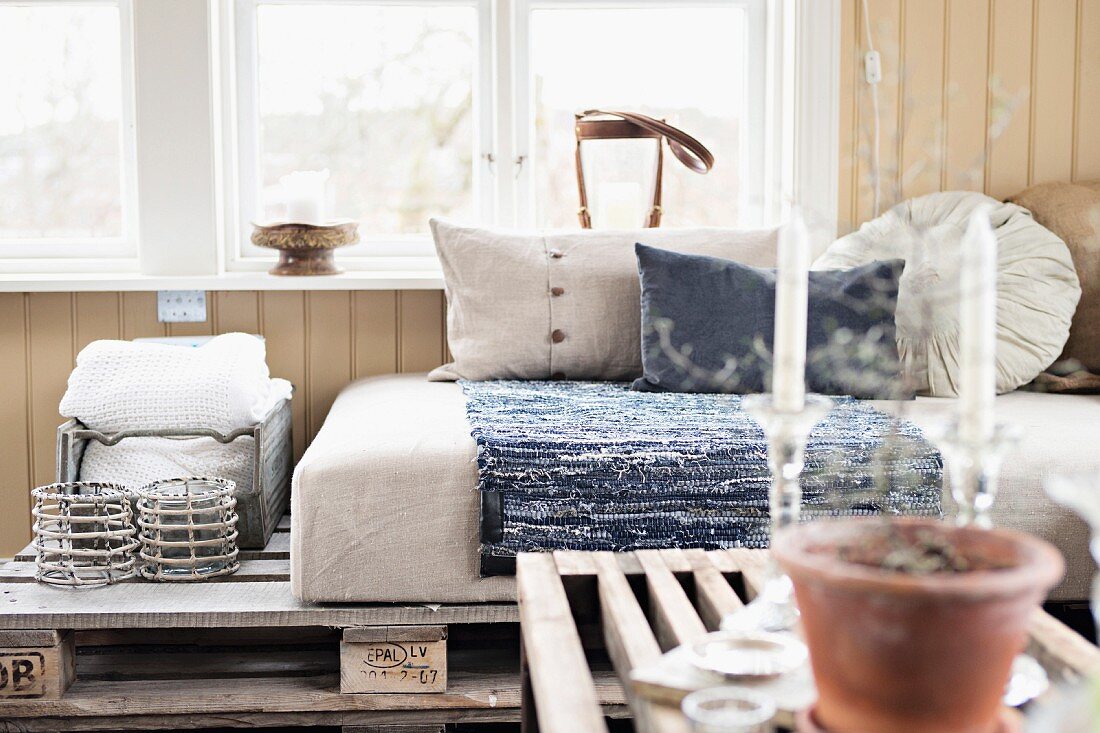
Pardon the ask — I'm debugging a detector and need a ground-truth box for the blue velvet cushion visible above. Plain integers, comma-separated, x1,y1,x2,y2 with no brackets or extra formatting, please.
633,243,906,398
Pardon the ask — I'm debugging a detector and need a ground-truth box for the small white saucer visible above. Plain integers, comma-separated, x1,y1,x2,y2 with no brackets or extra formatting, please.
686,631,808,679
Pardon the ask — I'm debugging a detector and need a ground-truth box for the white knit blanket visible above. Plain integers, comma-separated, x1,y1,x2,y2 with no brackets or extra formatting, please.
78,436,254,491
61,333,292,433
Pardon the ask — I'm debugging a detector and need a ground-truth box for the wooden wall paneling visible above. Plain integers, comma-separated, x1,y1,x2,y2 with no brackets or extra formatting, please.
73,293,122,353
1074,0,1100,181
26,294,73,488
305,291,352,444
0,294,31,556
985,0,1034,200
120,292,165,340
943,0,992,192
213,291,262,334
838,0,860,234
1030,0,1078,185
900,0,946,199
353,291,398,379
260,292,308,461
397,291,446,374
855,0,903,223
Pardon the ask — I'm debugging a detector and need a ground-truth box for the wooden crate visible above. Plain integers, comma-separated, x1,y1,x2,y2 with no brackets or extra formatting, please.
518,548,1100,733
0,631,74,701
341,626,448,694
0,513,628,730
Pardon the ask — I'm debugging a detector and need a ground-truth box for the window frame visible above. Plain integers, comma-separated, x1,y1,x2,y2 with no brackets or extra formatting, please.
0,0,139,266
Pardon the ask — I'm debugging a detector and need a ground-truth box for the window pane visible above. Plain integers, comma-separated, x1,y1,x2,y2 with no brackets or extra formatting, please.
530,6,750,229
255,3,477,237
0,4,125,239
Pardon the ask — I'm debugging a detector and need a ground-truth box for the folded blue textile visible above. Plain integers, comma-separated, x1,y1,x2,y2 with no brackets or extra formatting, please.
462,380,942,572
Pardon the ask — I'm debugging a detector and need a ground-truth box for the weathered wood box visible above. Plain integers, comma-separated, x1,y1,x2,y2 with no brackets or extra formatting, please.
340,626,448,694
56,397,292,549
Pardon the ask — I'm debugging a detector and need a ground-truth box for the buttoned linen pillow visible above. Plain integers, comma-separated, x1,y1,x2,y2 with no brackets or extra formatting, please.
429,219,779,381
813,191,1080,396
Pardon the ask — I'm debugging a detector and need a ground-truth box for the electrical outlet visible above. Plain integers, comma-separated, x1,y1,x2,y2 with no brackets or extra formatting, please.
157,290,207,323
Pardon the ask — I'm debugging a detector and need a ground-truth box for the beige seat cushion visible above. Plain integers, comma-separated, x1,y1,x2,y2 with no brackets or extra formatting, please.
814,192,1080,396
1008,181,1100,372
429,219,779,381
291,374,1100,603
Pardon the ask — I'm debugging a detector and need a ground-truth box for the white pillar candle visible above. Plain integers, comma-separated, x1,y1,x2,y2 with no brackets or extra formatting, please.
958,206,998,444
280,170,329,223
772,210,810,412
598,182,642,229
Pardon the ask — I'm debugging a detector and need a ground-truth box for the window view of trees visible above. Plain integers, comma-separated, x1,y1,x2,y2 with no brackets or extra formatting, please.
255,4,476,237
0,5,124,240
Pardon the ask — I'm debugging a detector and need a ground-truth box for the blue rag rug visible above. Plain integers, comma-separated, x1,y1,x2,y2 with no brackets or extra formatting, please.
461,381,942,574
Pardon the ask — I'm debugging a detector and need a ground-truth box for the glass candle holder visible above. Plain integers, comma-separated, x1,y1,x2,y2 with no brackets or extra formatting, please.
681,687,777,733
933,422,1021,529
136,477,239,581
32,482,138,587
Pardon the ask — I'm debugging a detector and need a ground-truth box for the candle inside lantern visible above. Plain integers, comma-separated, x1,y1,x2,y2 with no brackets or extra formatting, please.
772,210,810,412
279,170,329,224
599,182,642,229
958,206,998,444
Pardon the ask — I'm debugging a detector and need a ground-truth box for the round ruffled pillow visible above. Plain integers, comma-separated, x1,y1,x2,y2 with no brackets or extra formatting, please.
813,191,1080,396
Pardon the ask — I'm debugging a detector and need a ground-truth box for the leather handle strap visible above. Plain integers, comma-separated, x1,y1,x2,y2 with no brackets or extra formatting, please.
578,109,715,174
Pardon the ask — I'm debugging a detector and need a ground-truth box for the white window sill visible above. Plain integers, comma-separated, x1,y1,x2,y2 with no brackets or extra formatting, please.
0,268,444,293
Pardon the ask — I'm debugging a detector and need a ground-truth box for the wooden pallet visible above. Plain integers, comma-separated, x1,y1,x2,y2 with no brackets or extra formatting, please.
0,515,628,730
518,548,1100,733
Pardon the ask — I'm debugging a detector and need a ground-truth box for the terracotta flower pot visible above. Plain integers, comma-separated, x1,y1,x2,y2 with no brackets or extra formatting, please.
773,518,1064,733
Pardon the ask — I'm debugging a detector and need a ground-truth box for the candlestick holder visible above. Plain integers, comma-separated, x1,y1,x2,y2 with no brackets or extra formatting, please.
721,393,833,633
932,422,1021,529
251,219,358,276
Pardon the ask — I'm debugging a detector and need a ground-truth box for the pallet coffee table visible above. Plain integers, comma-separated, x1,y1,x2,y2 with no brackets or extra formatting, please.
517,548,1100,733
0,514,629,731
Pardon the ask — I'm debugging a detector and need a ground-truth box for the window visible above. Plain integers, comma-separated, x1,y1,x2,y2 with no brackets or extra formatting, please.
0,1,135,259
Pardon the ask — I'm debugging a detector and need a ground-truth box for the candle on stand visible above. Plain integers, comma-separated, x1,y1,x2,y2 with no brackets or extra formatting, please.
772,210,810,412
280,170,329,223
598,182,642,229
958,206,998,444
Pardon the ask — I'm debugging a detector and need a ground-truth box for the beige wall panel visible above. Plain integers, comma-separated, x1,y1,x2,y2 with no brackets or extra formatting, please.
1030,0,1078,185
1075,0,1100,180
900,0,947,199
856,0,903,222
26,294,73,488
986,0,1034,199
260,291,307,461
398,291,445,374
353,291,398,379
943,0,992,191
839,0,860,233
0,294,31,556
120,292,164,340
305,292,353,444
214,291,261,334
74,293,122,354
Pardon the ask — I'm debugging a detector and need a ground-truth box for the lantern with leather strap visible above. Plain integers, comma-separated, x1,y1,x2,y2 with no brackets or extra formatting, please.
574,109,715,229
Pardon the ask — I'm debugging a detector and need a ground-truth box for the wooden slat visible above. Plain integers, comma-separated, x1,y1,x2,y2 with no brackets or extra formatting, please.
986,0,1034,199
0,558,290,583
214,291,262,334
0,581,518,629
260,291,307,461
77,647,337,681
306,291,353,443
900,0,946,199
74,293,121,351
635,551,707,650
656,548,691,574
120,292,164,340
398,291,445,373
1030,0,1077,184
553,550,597,575
0,629,63,646
943,0,992,191
27,292,72,487
277,514,291,531
682,549,743,631
838,0,859,234
725,549,771,599
517,553,609,733
0,293,31,558
1027,608,1100,682
353,291,398,378
1075,0,1100,180
856,0,903,222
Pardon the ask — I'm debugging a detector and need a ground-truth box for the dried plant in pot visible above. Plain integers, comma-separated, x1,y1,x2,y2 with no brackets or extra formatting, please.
772,517,1064,733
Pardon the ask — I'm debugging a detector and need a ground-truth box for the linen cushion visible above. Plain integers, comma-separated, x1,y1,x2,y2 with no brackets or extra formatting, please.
428,219,779,381
1007,181,1100,372
813,191,1080,396
632,244,905,398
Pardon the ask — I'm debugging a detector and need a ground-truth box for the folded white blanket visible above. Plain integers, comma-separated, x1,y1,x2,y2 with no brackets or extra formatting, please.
78,436,254,491
61,333,292,433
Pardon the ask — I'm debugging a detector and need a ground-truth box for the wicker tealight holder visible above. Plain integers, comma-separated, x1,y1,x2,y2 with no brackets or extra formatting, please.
251,220,359,276
32,482,138,587
136,477,240,581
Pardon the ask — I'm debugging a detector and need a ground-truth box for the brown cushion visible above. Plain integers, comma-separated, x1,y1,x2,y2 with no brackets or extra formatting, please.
1008,182,1100,371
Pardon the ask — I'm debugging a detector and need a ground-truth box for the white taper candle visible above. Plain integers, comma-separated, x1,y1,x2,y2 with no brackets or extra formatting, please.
958,206,998,444
772,210,810,412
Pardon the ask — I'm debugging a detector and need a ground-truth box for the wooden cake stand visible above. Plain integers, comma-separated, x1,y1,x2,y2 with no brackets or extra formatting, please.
251,220,359,276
